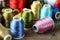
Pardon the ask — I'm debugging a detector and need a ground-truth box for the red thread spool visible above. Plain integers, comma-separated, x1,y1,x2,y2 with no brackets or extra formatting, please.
9,0,18,9
54,0,60,9
18,0,26,12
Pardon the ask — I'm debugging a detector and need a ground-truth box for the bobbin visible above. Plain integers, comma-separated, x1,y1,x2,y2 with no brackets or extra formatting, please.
31,1,41,20
10,16,24,39
22,8,34,30
33,17,54,33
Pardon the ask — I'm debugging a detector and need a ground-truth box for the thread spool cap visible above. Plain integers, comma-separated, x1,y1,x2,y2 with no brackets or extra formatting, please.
33,1,40,4
44,4,51,8
32,1,40,7
55,12,60,19
4,35,12,40
23,8,32,12
13,16,22,21
23,8,29,11
5,8,12,13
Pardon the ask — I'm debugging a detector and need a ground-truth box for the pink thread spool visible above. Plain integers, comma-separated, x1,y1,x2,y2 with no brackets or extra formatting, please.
33,17,54,33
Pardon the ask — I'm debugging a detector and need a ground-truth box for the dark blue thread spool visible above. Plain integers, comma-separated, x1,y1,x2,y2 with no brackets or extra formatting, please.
51,6,60,19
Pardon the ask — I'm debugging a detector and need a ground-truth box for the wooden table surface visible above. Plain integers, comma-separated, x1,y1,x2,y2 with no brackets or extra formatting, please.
13,21,60,40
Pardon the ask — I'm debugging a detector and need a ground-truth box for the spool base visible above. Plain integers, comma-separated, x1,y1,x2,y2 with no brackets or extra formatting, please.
13,35,24,39
24,28,32,30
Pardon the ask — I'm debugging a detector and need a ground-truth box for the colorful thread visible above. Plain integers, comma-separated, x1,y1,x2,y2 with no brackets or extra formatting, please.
31,1,42,20
40,4,52,19
22,8,34,30
9,0,18,9
10,16,24,39
33,17,54,33
2,8,14,28
54,0,60,9
18,0,26,12
51,6,60,19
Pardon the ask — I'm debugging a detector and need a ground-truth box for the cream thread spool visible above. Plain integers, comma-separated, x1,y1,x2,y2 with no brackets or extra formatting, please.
0,23,12,40
31,1,42,20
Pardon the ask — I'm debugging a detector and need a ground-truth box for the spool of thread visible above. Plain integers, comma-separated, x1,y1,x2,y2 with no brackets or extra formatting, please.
55,12,60,20
51,6,60,19
54,0,60,9
18,0,26,12
33,17,54,33
2,8,14,28
44,0,57,6
31,1,42,20
0,23,12,40
40,4,52,19
22,8,34,30
10,16,24,39
9,0,18,9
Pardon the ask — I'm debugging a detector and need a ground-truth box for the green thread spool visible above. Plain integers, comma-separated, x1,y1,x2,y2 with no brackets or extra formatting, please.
2,8,14,28
22,8,34,30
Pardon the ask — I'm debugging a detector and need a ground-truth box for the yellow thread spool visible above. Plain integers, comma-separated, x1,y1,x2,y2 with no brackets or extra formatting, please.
2,8,14,28
0,23,12,40
31,1,42,20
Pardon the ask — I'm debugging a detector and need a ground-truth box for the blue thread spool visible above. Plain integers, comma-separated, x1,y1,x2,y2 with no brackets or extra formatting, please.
10,16,24,39
40,4,52,19
51,6,60,19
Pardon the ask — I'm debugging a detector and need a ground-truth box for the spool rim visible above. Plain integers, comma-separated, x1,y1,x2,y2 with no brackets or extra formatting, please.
44,4,51,8
4,35,12,40
33,1,40,4
23,8,32,12
13,35,24,39
55,12,60,20
33,25,38,32
13,16,22,21
23,8,28,11
5,8,12,13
